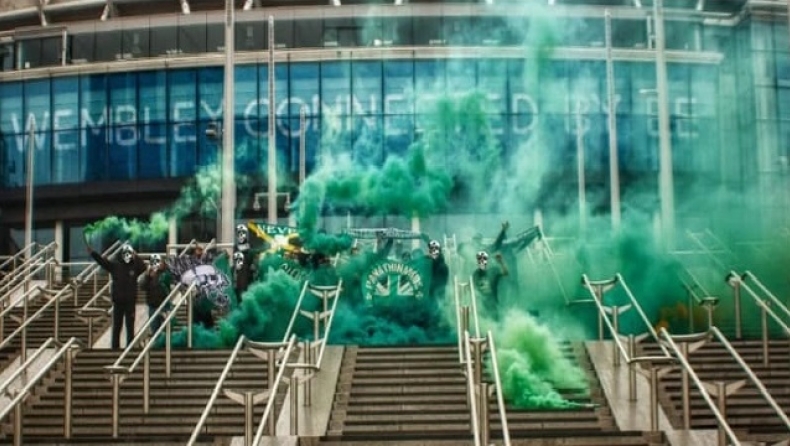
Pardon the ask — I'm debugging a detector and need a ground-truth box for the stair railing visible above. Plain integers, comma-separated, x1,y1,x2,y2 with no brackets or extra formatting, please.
0,242,56,293
104,282,196,438
75,281,112,346
281,281,344,436
71,240,124,306
0,242,36,274
188,335,298,446
658,328,742,446
726,271,790,359
453,273,510,446
0,246,58,306
581,273,675,431
167,238,197,257
250,334,299,446
677,267,719,333
0,285,74,363
0,285,42,344
0,336,83,446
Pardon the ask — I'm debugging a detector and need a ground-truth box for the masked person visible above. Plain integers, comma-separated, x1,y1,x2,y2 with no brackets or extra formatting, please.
233,224,258,303
472,250,509,318
143,254,172,335
88,243,147,350
427,240,449,300
458,221,509,276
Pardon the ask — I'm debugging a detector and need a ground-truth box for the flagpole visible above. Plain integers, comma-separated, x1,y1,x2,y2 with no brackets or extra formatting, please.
220,0,236,245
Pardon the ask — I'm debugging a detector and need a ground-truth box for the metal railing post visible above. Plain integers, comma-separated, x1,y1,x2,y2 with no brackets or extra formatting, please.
290,375,299,436
479,381,490,446
165,318,172,377
187,294,193,348
681,342,690,429
111,373,121,438
612,305,620,366
267,348,276,435
649,366,660,432
628,334,637,401
726,274,742,339
143,352,150,413
304,340,312,407
13,399,22,446
717,382,726,446
245,391,254,446
64,349,74,438
761,303,769,366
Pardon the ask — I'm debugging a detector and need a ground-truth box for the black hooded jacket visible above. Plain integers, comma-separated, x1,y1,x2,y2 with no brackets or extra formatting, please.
91,251,147,305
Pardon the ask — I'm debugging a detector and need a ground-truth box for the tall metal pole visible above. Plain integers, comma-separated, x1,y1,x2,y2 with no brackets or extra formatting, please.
221,0,236,245
576,105,587,234
267,15,278,225
24,121,35,260
654,0,675,247
299,105,306,186
605,10,621,232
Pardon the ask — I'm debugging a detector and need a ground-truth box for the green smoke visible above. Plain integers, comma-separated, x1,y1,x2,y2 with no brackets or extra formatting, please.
493,310,589,409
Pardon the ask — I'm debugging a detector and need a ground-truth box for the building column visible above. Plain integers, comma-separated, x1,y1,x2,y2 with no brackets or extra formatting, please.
169,217,178,253
54,220,64,283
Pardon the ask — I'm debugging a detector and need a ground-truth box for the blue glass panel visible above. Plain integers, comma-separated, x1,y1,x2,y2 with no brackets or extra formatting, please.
286,116,320,176
2,133,24,187
108,125,137,180
446,59,475,98
235,65,258,119
52,77,79,131
235,118,262,176
414,60,445,114
384,115,413,158
289,63,319,117
24,79,51,135
478,60,507,114
321,61,351,117
0,82,23,134
569,61,605,116
198,67,223,122
138,71,167,124
80,74,108,129
82,120,108,182
352,61,382,117
138,123,168,179
108,73,137,130
52,130,80,183
383,60,413,115
351,114,383,166
169,70,198,163
24,131,52,185
196,120,218,169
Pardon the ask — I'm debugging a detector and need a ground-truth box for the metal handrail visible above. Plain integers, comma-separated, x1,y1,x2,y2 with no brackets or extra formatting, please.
536,226,571,305
486,330,511,446
109,282,194,371
736,273,790,335
0,336,83,446
616,273,672,358
187,335,248,446
0,286,74,362
282,281,310,343
0,337,57,392
658,328,742,446
0,337,82,420
74,240,123,284
467,275,481,338
77,282,111,313
709,326,790,430
0,245,57,298
742,271,790,321
453,276,465,365
287,280,343,371
251,334,298,446
0,285,41,321
463,331,483,446
0,242,56,285
0,242,36,271
105,282,196,438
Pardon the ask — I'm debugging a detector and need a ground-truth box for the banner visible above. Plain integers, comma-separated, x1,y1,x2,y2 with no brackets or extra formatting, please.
164,251,232,311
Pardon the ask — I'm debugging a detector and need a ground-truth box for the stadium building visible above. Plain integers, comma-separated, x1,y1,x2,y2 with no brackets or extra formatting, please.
0,0,787,260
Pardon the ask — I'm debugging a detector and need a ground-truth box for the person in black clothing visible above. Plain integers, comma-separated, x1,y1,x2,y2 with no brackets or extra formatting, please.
88,243,147,350
233,224,257,304
427,240,450,300
143,254,172,334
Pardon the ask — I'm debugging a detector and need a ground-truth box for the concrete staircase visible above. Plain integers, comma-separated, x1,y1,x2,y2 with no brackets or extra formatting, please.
640,339,790,444
0,347,292,445
318,344,665,446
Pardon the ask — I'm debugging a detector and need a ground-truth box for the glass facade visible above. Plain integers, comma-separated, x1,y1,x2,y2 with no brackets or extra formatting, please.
0,57,721,189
